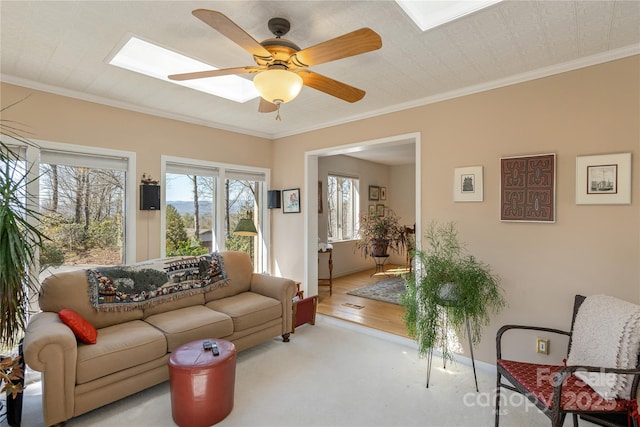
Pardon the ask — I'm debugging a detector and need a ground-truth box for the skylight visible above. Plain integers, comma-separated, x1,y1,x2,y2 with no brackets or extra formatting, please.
109,36,259,103
395,0,503,32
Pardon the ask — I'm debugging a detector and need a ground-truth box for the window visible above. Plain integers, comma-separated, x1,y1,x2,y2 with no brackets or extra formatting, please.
1,141,136,279
39,149,129,268
165,161,219,258
163,157,268,272
327,174,359,241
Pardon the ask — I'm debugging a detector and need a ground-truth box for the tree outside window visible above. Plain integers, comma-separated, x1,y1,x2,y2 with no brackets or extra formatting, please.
164,166,264,265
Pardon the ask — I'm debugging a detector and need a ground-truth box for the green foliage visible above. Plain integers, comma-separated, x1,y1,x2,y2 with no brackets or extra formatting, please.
226,233,251,253
87,219,120,248
59,222,87,251
402,221,505,361
181,212,195,228
40,214,86,251
166,204,188,252
355,208,406,258
166,240,208,257
39,243,65,272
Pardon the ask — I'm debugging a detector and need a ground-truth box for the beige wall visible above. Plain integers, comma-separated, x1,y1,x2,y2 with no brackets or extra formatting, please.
2,55,638,364
389,163,416,233
273,56,639,363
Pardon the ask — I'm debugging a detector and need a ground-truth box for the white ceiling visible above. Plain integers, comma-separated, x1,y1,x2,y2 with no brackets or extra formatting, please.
1,1,639,148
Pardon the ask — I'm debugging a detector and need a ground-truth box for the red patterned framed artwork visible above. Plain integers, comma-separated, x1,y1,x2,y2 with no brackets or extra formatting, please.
500,153,556,223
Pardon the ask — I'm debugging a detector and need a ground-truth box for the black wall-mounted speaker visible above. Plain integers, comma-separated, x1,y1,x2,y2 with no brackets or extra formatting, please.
267,190,281,209
140,185,161,210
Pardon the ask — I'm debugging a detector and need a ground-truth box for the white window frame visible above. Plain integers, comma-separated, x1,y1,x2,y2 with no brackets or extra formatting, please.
161,155,271,273
327,174,360,242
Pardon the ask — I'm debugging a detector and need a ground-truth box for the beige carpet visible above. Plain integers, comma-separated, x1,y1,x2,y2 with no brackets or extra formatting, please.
5,316,589,427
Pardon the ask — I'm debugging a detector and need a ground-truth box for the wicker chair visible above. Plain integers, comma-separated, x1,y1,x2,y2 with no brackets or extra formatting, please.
495,295,640,427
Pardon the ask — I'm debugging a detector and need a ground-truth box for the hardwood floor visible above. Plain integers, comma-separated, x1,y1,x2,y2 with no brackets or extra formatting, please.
315,265,410,338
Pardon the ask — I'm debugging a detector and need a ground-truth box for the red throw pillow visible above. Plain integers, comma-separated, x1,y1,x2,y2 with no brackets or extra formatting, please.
58,308,97,344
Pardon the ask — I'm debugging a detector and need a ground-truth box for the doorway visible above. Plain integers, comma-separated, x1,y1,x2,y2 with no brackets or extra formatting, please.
303,132,421,299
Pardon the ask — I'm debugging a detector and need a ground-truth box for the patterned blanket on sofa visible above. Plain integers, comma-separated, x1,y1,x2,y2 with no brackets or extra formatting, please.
86,252,228,312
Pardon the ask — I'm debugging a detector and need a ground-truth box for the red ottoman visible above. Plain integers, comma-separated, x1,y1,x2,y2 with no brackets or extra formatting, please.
168,339,237,427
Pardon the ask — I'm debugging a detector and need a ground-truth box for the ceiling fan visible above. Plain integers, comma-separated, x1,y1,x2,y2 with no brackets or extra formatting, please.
169,9,382,117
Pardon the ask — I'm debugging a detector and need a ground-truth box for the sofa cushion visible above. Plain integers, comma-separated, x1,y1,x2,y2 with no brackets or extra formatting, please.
142,293,205,318
204,251,253,302
206,292,282,332
144,305,234,351
39,270,144,329
76,320,166,385
59,309,97,344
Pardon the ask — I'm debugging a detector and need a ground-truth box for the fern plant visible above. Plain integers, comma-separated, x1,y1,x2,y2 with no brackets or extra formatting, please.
402,221,505,361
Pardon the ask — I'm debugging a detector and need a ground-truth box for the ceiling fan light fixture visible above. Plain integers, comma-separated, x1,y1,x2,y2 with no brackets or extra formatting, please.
253,69,303,104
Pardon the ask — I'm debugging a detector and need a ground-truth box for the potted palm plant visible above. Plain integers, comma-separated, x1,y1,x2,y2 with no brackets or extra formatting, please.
402,221,505,362
355,208,406,258
1,98,48,425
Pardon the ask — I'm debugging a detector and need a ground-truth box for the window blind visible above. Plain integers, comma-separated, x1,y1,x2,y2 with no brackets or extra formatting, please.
40,149,128,171
225,169,266,182
166,162,220,177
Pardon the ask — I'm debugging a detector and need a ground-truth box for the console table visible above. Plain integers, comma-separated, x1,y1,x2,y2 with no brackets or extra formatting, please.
318,249,333,295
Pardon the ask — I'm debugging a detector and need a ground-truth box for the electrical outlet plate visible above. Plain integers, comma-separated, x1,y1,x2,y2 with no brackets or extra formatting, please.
536,338,549,355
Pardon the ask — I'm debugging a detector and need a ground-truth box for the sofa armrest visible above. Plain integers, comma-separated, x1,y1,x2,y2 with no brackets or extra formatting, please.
23,311,78,426
250,274,296,334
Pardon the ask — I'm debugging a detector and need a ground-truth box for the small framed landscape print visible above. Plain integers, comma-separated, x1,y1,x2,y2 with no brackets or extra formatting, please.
576,153,631,205
368,185,380,201
368,205,375,215
380,187,387,200
453,166,483,202
282,188,301,213
376,204,385,217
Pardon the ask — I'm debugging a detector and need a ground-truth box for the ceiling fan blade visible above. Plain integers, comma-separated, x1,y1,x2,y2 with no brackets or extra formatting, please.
169,66,261,81
258,98,278,113
298,71,365,103
291,28,382,67
192,9,273,60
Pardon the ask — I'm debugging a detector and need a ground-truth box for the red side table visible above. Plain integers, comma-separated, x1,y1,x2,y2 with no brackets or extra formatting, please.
168,339,236,427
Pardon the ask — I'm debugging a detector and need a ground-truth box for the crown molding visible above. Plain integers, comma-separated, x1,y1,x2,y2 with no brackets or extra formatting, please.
270,44,640,139
3,44,638,141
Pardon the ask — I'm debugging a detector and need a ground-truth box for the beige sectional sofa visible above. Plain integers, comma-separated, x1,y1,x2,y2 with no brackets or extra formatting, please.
23,251,296,426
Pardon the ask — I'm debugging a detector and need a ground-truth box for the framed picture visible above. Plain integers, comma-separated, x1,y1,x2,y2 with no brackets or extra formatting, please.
368,185,380,201
376,204,385,217
368,204,375,215
453,166,483,202
500,153,555,223
576,153,631,205
282,188,301,213
380,187,387,201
